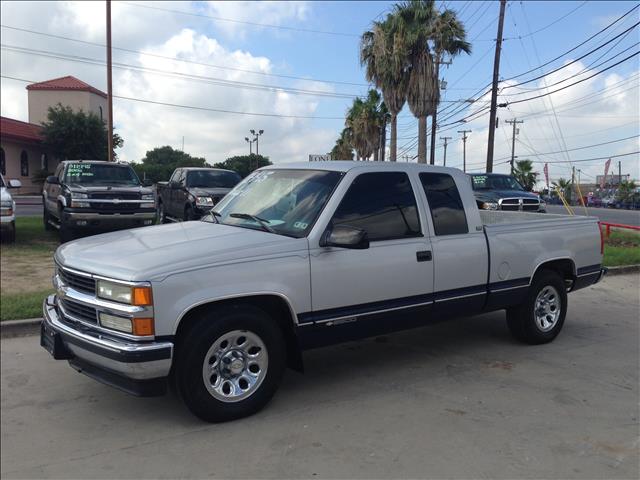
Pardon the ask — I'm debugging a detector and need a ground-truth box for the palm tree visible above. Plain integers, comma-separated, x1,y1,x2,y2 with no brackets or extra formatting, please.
552,178,572,203
330,128,354,161
345,91,384,161
428,8,471,164
378,101,390,161
389,0,471,164
360,19,408,162
513,160,538,191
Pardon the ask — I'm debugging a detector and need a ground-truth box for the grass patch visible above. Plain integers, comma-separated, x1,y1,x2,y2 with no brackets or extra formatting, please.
1,216,58,320
0,289,54,321
603,229,640,267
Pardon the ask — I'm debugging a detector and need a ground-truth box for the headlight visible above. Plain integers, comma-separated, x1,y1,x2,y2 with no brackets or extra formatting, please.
70,192,89,208
97,279,153,306
196,196,213,207
480,201,499,210
141,194,155,201
99,312,154,336
0,200,12,216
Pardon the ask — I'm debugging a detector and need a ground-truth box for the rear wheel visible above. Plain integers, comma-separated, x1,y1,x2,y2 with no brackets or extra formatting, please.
506,270,567,344
175,305,286,422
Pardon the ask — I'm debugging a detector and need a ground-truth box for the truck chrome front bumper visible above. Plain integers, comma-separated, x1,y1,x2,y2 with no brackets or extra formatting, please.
41,295,173,396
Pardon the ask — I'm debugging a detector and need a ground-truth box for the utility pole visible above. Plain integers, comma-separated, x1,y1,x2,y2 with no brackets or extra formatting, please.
618,160,622,186
250,129,264,156
181,136,184,152
244,137,254,155
430,55,452,166
440,136,452,166
506,118,524,174
458,130,472,172
106,0,114,162
486,0,507,173
571,166,576,205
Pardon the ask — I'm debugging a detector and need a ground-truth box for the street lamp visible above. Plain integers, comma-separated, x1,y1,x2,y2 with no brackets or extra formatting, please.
249,129,264,171
244,136,255,155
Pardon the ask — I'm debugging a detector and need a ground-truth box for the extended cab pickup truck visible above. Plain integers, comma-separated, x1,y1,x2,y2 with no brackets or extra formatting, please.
43,160,156,242
156,167,241,222
41,162,606,422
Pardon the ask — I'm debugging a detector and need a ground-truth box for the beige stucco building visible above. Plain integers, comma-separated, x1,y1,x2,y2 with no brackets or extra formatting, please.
0,76,108,194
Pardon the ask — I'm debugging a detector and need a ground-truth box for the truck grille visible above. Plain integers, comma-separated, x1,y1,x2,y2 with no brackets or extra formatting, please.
500,198,540,211
90,192,141,212
91,193,140,200
57,267,96,295
59,298,98,325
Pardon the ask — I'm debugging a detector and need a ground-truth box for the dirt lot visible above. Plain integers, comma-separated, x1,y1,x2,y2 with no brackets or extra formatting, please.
0,249,54,295
1,274,638,479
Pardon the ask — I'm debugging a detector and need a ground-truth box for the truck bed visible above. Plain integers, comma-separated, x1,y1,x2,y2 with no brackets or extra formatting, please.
479,210,589,226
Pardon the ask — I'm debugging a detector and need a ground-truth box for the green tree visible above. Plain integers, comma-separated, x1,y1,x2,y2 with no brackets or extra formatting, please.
213,154,272,178
616,179,637,203
330,128,354,160
513,160,538,191
345,90,385,161
390,0,470,163
41,104,123,161
133,146,207,183
361,18,408,162
552,178,572,203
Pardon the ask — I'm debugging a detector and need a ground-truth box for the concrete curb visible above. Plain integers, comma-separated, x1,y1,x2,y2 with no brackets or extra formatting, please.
1,318,41,339
606,264,640,276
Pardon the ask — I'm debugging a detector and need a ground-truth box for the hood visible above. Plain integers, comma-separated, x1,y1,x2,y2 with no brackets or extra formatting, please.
0,187,12,203
55,221,305,281
188,187,233,197
473,189,539,201
66,184,154,195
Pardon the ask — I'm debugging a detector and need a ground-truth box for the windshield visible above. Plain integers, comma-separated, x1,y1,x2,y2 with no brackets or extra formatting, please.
470,174,524,191
64,163,141,186
187,170,241,189
0,175,5,188
208,169,342,238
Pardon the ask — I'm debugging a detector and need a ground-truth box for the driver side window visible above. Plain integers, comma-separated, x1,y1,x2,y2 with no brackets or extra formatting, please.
330,172,421,242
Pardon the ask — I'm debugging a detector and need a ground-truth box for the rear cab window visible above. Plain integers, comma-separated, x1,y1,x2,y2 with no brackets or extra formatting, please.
420,172,468,236
331,172,421,241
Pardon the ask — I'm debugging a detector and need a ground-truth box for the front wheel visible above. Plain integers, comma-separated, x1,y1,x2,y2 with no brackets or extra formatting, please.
43,206,54,231
506,270,567,345
175,305,286,422
157,201,167,223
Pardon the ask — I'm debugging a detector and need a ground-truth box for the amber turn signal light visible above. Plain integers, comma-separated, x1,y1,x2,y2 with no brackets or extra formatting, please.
132,318,154,336
131,286,153,306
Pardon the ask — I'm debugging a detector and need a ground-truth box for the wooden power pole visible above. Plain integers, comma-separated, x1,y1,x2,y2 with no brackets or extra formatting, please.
458,130,472,173
106,0,114,162
506,118,523,174
440,136,452,166
486,0,507,173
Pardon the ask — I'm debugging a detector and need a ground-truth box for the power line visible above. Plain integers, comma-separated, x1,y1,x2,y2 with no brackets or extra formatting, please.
119,1,360,38
1,75,345,120
503,1,588,40
516,134,640,157
527,151,639,165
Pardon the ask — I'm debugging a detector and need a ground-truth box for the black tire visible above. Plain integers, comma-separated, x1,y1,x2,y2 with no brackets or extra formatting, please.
175,304,286,423
184,205,195,221
4,223,16,243
59,212,76,243
158,201,167,224
43,205,54,231
506,270,567,345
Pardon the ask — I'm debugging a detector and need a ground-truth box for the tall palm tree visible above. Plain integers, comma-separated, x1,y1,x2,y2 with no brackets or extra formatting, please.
378,101,390,161
552,178,572,202
330,128,354,161
390,0,471,164
346,91,384,161
429,9,471,164
513,160,538,191
361,19,408,162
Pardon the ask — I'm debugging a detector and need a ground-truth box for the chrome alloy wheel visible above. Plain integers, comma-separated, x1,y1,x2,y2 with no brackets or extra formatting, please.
534,285,561,332
201,330,268,403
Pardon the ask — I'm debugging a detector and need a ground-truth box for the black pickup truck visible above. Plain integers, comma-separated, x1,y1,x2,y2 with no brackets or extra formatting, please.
156,167,241,222
43,160,157,242
469,173,546,213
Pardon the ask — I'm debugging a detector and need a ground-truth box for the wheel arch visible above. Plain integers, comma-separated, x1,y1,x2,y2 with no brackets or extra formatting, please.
174,294,304,372
531,257,576,285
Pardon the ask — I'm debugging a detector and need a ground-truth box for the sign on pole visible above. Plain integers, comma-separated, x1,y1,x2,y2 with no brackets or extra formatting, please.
309,154,331,162
543,163,549,193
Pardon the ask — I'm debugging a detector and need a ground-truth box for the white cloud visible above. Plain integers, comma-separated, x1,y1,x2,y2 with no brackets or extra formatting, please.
1,1,337,165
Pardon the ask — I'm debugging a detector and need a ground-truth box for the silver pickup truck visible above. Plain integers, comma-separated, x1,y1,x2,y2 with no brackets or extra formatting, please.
41,162,606,422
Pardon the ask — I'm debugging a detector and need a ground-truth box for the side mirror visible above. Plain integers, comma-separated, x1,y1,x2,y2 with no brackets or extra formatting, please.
142,179,153,187
320,225,369,250
46,176,59,185
7,179,22,188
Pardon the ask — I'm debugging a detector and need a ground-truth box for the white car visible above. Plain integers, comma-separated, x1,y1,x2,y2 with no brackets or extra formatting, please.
0,174,21,243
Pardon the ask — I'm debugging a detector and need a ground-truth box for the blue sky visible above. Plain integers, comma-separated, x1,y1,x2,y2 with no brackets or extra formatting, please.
1,1,638,184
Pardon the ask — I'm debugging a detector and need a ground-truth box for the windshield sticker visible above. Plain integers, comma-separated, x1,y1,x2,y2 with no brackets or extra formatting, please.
472,175,487,185
66,164,94,177
293,221,308,230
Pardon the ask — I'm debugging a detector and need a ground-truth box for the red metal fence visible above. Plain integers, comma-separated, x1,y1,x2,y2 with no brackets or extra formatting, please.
600,222,640,237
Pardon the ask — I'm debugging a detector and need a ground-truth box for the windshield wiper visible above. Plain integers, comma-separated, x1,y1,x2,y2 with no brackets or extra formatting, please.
229,213,276,233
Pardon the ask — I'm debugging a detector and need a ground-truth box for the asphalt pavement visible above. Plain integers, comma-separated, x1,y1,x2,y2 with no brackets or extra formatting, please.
1,274,638,479
546,204,640,226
